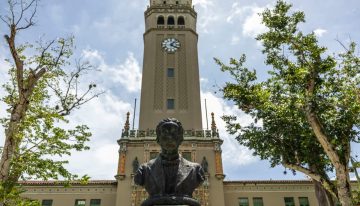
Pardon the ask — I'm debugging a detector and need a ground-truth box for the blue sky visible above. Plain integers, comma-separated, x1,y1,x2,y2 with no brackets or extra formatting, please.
0,0,359,181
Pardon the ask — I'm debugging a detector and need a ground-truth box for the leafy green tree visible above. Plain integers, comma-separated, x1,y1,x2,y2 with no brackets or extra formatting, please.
0,0,102,204
216,1,359,205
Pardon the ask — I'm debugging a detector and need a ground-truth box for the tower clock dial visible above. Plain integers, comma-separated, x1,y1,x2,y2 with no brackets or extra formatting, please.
162,38,180,53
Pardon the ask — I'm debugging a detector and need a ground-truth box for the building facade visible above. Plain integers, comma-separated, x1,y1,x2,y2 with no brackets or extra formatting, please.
20,1,357,206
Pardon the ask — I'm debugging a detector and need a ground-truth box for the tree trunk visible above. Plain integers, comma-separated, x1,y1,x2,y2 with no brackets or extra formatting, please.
0,107,24,182
336,165,353,206
305,111,353,206
314,180,335,206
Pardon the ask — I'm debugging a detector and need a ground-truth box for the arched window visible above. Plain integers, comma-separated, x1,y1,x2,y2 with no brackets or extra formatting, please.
157,16,165,25
177,16,185,25
167,16,175,25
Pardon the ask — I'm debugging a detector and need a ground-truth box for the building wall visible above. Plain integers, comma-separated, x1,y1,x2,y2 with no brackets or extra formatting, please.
22,183,117,206
224,181,317,206
139,29,203,131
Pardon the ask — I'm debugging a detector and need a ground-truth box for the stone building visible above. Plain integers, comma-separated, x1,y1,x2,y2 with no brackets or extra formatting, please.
21,0,356,206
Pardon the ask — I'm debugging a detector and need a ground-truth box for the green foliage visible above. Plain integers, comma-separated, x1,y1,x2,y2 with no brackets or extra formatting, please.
0,186,40,206
0,37,94,203
0,0,103,204
216,0,360,202
2,37,91,179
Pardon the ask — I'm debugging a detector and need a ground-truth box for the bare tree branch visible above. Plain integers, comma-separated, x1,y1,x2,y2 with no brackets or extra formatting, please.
0,15,11,27
16,0,38,31
16,0,37,26
34,39,56,73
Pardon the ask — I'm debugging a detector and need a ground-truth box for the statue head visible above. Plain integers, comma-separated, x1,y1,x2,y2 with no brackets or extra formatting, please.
156,118,184,156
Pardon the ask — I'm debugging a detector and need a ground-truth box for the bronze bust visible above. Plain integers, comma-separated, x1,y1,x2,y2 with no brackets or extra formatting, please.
134,118,205,206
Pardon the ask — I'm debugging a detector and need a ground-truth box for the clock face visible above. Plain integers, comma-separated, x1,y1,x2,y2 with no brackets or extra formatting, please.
162,38,180,53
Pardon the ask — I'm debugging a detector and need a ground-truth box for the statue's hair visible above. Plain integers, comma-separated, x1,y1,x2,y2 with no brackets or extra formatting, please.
156,118,184,143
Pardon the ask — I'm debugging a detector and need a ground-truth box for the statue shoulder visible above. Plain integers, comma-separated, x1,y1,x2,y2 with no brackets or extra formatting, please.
141,157,158,168
180,157,201,168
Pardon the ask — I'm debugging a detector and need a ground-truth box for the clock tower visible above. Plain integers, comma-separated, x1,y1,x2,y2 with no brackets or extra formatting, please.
115,1,226,206
139,0,202,131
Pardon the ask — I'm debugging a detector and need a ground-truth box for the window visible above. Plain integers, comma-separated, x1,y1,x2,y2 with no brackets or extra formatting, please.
178,16,185,25
176,1,179,4
167,16,175,25
42,200,53,206
90,199,101,206
167,99,175,110
150,151,159,159
167,68,175,77
284,197,295,206
182,152,192,161
157,16,165,25
163,1,166,4
299,197,309,206
239,198,249,206
75,199,86,206
253,197,264,206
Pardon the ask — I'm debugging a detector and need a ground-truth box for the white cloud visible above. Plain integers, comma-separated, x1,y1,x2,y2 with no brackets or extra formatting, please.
242,7,267,38
231,35,240,45
192,0,219,33
314,28,327,37
112,53,142,92
226,2,247,23
48,4,65,25
200,78,208,84
193,0,213,8
82,50,142,92
200,91,257,167
61,88,133,179
225,3,268,38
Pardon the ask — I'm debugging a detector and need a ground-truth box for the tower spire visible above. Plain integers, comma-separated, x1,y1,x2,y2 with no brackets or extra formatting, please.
122,112,130,137
211,112,218,137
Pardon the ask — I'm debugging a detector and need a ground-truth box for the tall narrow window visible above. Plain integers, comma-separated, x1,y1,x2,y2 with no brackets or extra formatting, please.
163,1,166,4
167,99,175,110
176,1,179,4
284,197,295,206
239,197,249,206
182,152,192,161
167,68,175,77
42,200,53,206
75,199,86,206
178,16,185,25
167,16,175,25
157,16,165,25
90,199,101,206
253,197,263,206
299,197,309,206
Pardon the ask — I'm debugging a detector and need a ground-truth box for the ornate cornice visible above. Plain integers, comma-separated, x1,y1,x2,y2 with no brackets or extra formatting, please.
145,5,197,18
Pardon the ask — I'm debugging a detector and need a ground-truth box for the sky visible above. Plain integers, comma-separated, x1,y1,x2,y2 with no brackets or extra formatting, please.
0,0,359,181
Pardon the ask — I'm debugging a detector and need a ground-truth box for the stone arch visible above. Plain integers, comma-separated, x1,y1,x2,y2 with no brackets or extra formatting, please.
167,16,175,25
177,16,185,25
157,16,165,25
